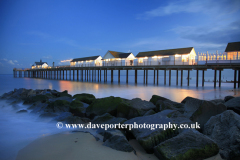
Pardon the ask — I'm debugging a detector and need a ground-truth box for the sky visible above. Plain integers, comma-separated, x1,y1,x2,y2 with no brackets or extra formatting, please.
0,0,240,74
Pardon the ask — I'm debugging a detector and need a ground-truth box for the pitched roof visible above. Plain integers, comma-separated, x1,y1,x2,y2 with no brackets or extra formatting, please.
135,47,194,58
71,56,101,62
225,42,240,52
35,62,47,65
106,51,132,59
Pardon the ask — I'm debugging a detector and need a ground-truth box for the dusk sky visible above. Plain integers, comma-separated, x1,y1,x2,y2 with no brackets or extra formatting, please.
0,0,240,74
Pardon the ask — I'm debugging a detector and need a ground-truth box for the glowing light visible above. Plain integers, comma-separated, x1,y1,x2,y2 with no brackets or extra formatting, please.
61,59,72,63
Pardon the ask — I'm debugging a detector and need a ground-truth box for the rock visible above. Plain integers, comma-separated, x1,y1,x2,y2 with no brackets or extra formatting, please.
143,109,156,116
156,99,185,114
69,100,85,116
17,109,28,113
85,96,125,119
149,95,169,105
44,100,70,113
224,95,235,102
117,98,156,119
49,96,73,103
124,110,187,153
53,112,85,124
103,129,134,152
27,89,36,97
183,97,227,130
181,96,195,104
58,90,72,98
30,102,48,114
11,88,28,99
203,110,240,160
0,91,13,99
154,129,219,160
73,93,96,104
224,97,240,114
23,95,49,104
92,113,126,125
210,99,225,104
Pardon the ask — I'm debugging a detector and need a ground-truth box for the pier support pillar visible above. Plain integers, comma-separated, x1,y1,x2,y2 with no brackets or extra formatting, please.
187,70,190,86
196,70,199,87
85,70,86,81
63,70,64,80
106,70,107,82
219,70,221,87
77,70,79,81
98,70,99,82
87,70,89,81
157,69,159,85
92,70,94,82
181,70,183,86
238,70,240,88
143,70,145,84
135,69,137,84
164,70,166,85
100,70,101,82
57,70,58,80
73,70,75,81
126,70,128,84
111,70,113,83
154,70,156,84
69,70,71,80
234,70,237,89
214,70,217,88
146,70,148,84
176,70,178,85
66,70,67,80
202,70,205,87
118,70,120,83
169,70,171,86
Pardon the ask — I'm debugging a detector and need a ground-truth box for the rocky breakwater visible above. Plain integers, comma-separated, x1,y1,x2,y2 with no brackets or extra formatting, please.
1,88,240,160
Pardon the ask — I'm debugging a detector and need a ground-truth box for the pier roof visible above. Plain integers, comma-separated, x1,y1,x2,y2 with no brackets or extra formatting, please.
103,51,132,59
135,47,194,58
35,62,47,65
225,42,240,52
71,56,101,62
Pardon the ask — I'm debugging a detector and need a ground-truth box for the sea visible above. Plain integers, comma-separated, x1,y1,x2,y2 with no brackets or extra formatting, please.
0,69,239,160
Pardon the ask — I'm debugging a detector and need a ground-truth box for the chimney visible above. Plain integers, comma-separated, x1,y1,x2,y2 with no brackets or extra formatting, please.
40,59,42,62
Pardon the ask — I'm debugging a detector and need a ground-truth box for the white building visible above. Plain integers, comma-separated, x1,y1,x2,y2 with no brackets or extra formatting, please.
70,56,102,67
31,60,48,69
102,50,135,66
135,47,196,65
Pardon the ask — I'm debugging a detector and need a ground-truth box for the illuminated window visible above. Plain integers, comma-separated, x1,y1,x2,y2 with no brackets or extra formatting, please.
138,58,143,63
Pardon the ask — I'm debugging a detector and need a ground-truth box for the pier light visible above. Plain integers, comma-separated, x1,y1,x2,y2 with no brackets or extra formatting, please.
152,56,157,59
175,54,181,57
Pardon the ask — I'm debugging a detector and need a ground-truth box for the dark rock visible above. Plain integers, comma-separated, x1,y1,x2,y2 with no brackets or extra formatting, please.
92,113,126,125
124,110,185,153
181,96,195,104
23,95,49,104
73,93,96,104
27,89,37,97
53,112,85,124
17,109,28,113
103,130,134,152
210,99,225,104
224,97,240,114
203,110,240,160
59,90,72,98
30,102,48,114
0,91,13,99
117,98,156,119
143,109,156,116
85,96,124,118
69,100,85,116
183,97,227,129
156,99,184,114
149,95,169,105
224,95,235,102
154,129,219,160
49,96,73,103
44,100,70,113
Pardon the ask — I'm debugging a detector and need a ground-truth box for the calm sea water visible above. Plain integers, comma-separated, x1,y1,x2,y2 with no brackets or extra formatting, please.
0,69,239,160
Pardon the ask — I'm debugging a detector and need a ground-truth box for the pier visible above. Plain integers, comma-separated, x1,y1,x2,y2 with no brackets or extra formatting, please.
13,64,240,88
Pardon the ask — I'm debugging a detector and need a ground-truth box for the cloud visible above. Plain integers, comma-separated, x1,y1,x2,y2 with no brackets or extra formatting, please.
8,60,14,65
1,59,19,65
171,20,240,45
137,0,240,19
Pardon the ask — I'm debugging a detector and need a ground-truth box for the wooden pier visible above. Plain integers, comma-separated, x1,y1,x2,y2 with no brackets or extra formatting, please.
13,64,240,88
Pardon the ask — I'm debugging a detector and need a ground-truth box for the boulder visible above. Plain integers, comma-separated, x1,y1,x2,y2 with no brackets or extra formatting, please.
183,97,227,130
30,102,48,114
224,95,235,102
73,93,96,104
103,129,134,152
44,100,70,113
224,97,240,114
156,99,184,114
149,95,169,105
203,110,240,160
181,96,195,104
0,91,13,99
92,113,126,125
124,110,191,153
143,109,156,116
117,98,156,119
85,96,125,119
69,100,85,117
49,96,73,103
53,112,85,124
154,129,219,160
23,95,49,104
27,89,37,97
58,90,72,98
210,99,225,104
